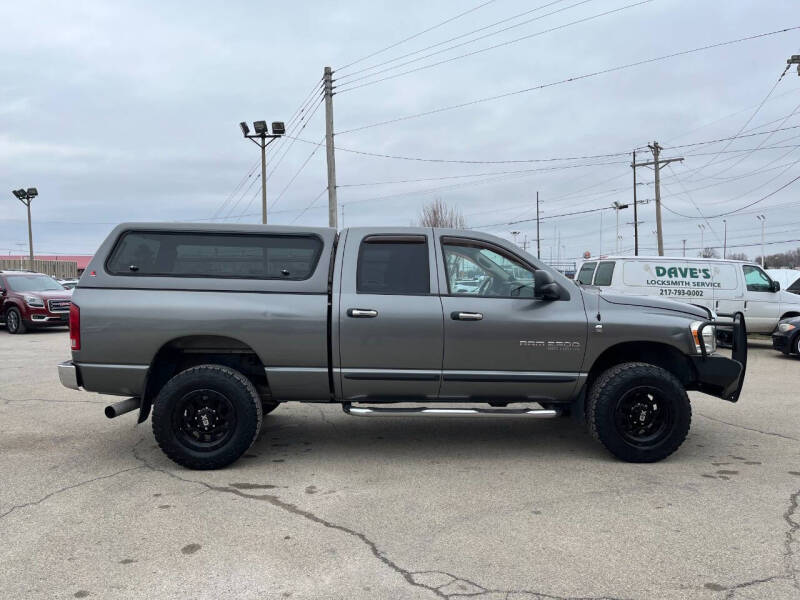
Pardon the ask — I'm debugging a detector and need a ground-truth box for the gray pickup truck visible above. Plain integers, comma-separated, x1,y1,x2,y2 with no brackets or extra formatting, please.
58,223,747,469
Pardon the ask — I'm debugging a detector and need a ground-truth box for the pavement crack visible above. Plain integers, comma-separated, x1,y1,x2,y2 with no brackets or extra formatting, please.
783,487,800,590
131,439,628,600
696,413,799,442
0,466,143,522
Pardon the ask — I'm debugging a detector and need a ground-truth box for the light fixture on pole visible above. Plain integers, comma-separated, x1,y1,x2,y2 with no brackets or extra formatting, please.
756,214,766,266
11,187,37,270
239,120,285,224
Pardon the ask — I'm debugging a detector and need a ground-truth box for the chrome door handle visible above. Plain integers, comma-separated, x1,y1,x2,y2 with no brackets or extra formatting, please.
347,308,378,318
451,311,483,321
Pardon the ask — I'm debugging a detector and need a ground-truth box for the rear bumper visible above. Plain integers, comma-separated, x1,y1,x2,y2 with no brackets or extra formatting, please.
58,361,81,390
692,313,747,402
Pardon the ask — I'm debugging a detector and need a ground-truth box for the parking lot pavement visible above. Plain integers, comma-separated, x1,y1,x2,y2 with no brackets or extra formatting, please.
0,330,798,600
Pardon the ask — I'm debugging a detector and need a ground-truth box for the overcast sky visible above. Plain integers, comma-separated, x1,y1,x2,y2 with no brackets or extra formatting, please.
2,0,799,262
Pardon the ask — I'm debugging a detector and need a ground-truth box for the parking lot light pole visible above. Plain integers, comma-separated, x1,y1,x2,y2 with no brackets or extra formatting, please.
11,188,37,270
239,121,285,224
756,215,766,266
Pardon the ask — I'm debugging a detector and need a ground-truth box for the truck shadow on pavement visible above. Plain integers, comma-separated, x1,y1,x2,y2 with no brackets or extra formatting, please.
246,412,632,465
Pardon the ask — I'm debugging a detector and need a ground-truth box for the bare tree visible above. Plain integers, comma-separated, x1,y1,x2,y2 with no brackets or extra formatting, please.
418,197,466,228
727,252,749,261
699,247,720,258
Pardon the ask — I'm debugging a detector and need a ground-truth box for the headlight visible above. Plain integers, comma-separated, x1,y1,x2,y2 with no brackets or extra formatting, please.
778,322,797,333
24,295,44,308
690,321,716,354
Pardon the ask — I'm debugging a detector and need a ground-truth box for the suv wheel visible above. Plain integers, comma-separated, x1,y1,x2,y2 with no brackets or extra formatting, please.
588,362,691,463
152,364,263,470
5,307,27,334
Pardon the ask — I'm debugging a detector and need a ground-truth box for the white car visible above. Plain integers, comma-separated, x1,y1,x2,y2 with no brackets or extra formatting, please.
766,269,800,295
575,256,800,334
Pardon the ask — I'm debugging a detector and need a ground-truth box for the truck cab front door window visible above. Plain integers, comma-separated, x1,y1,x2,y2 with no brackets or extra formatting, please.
443,240,535,298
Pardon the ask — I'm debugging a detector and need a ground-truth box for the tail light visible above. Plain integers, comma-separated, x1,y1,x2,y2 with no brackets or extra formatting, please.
69,303,81,350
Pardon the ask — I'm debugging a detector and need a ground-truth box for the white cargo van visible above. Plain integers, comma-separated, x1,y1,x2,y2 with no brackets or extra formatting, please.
575,256,800,334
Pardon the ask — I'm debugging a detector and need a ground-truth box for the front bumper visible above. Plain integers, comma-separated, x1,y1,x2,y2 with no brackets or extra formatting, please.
58,361,81,390
691,313,747,402
772,332,792,353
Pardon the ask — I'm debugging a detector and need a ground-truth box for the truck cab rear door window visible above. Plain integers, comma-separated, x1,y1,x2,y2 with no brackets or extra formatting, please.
356,236,430,295
106,231,322,280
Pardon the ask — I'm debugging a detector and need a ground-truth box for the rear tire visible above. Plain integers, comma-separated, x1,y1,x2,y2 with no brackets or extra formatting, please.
5,307,26,334
152,364,263,470
588,362,691,463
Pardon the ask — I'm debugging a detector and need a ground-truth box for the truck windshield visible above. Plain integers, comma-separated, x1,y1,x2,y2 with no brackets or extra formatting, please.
6,275,65,292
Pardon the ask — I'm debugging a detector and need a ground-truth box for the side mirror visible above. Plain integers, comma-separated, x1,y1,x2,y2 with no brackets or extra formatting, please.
771,280,781,292
534,270,560,301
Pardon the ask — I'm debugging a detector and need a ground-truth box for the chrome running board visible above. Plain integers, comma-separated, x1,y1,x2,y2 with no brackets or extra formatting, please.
342,403,560,418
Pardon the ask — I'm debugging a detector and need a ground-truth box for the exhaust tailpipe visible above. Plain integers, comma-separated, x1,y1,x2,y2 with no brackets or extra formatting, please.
105,397,141,419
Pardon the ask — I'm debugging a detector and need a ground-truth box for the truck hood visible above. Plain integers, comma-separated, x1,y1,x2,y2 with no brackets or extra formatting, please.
596,291,709,319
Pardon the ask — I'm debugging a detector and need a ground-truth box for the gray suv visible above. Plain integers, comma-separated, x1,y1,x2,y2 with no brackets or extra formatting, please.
58,223,747,469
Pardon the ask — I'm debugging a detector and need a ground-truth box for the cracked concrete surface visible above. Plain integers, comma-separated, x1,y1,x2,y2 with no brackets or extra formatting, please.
1,331,799,599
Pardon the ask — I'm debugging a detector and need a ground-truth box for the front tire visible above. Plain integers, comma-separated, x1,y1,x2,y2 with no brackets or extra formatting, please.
5,307,27,334
588,362,691,463
152,365,263,470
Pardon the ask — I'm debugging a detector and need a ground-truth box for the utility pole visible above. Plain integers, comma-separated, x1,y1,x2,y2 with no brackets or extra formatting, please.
757,214,766,266
536,191,541,259
510,231,520,246
723,219,727,259
11,188,37,270
324,67,338,229
239,120,284,224
631,151,639,255
682,239,686,257
632,142,683,256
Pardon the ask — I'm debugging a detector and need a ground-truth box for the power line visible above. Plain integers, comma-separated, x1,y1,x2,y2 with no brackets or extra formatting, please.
287,125,799,168
338,0,652,93
680,64,793,177
661,173,800,219
286,133,637,163
290,187,330,224
338,0,572,79
337,26,800,135
267,136,327,213
336,0,498,72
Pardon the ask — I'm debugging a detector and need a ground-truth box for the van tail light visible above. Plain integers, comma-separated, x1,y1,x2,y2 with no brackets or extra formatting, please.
69,303,81,350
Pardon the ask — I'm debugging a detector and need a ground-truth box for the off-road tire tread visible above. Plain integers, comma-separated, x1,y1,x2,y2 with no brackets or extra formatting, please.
152,364,263,470
588,362,691,463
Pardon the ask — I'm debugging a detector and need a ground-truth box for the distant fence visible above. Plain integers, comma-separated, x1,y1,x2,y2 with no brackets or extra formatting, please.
0,258,78,279
544,260,577,278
